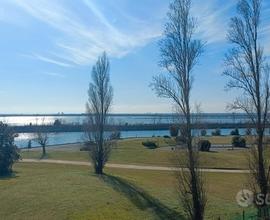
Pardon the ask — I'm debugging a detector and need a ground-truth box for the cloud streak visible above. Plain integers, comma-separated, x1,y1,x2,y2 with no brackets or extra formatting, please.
31,54,74,67
42,72,66,78
191,0,234,44
4,0,268,67
8,0,162,66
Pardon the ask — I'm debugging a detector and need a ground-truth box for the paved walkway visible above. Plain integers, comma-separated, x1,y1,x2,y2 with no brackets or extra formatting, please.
21,159,249,173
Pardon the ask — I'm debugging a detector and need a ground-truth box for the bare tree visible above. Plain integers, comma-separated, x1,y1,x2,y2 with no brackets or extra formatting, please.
151,0,206,219
85,52,113,175
36,132,48,156
34,118,49,157
223,0,270,216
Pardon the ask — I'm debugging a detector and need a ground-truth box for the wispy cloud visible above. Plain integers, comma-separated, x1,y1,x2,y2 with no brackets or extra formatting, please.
191,0,234,44
42,72,65,78
4,0,267,67
19,53,73,67
8,0,162,66
31,54,74,67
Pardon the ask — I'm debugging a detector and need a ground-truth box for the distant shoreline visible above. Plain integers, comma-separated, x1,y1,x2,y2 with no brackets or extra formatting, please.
10,122,261,133
0,112,248,117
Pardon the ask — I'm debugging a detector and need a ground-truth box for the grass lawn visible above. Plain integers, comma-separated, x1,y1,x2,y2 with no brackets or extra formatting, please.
21,137,269,169
0,162,251,220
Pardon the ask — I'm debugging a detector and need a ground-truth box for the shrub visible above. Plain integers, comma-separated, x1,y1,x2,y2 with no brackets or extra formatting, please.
232,136,246,148
198,140,211,152
27,140,32,149
163,135,171,138
142,141,157,149
169,125,179,137
80,145,91,151
200,129,207,136
80,141,95,151
175,136,186,145
110,131,121,140
230,128,239,136
265,137,270,144
179,126,187,138
0,123,20,176
53,119,62,126
212,128,221,136
246,128,252,136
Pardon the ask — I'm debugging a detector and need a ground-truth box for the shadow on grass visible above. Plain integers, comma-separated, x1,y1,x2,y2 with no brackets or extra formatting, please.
101,174,185,220
0,171,18,180
207,150,218,153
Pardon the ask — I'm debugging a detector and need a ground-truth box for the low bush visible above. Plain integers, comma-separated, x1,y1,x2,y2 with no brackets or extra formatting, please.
163,135,171,139
110,131,121,140
232,136,246,148
265,137,270,144
246,128,252,136
200,129,207,136
175,136,186,145
27,140,32,149
53,119,62,126
198,140,211,152
80,145,91,151
230,128,239,136
142,141,157,149
80,141,96,151
212,129,221,136
169,125,179,137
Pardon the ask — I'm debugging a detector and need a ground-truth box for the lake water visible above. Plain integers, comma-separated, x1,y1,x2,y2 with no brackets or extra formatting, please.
0,113,256,148
0,113,251,126
15,128,252,148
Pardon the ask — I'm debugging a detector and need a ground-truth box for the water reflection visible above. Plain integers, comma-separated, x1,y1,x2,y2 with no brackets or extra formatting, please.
15,128,253,149
0,113,252,126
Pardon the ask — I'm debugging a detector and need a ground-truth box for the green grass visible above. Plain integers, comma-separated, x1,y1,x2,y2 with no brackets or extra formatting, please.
0,162,250,220
11,137,264,219
0,163,160,220
20,137,265,169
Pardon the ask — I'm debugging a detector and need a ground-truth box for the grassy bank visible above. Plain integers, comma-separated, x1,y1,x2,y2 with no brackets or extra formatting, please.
0,162,249,220
20,137,267,169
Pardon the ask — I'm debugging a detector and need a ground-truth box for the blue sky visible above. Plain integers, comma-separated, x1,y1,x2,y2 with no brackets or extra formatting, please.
0,0,270,114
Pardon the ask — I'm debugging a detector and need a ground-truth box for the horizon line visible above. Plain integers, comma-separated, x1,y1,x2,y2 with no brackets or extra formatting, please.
0,112,244,117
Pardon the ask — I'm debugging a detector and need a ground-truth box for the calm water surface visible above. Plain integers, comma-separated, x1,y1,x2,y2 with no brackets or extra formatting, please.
15,128,252,148
2,113,257,148
1,113,251,126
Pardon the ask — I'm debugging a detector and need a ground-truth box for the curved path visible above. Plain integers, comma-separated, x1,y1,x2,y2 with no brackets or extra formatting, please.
20,159,249,173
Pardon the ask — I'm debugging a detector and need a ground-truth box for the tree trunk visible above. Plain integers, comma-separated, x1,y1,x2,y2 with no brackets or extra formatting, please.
42,144,46,156
95,163,103,175
95,141,104,175
257,130,269,217
186,114,203,220
96,151,103,175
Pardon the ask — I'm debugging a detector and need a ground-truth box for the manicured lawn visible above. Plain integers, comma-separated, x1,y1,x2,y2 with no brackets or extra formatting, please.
20,137,265,169
21,143,90,161
0,163,165,220
0,162,250,219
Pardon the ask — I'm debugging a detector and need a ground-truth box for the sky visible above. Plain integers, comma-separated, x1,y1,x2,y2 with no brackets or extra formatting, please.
0,0,270,114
